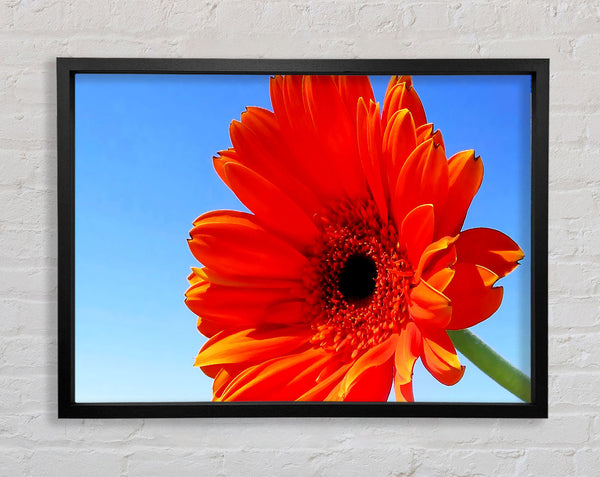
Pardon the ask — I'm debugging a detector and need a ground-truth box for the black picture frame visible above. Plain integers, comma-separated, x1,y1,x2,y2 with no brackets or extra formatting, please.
57,58,548,418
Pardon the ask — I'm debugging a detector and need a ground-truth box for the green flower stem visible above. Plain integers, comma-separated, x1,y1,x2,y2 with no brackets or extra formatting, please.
447,329,531,403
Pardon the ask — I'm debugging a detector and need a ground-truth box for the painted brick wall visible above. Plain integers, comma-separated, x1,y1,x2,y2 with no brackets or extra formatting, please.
1,1,599,475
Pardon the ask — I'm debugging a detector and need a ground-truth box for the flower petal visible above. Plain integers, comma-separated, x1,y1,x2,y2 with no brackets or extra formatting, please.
194,327,312,371
269,75,346,201
342,359,395,401
420,327,465,386
394,322,421,384
227,109,323,215
356,98,388,221
445,263,504,330
394,321,421,401
425,267,455,292
219,348,329,401
213,367,236,400
409,279,452,328
382,109,417,189
382,76,427,129
219,161,320,249
190,266,298,289
188,210,308,280
415,124,445,150
416,123,434,144
195,316,226,339
401,204,435,269
455,228,525,278
302,75,368,199
298,361,353,401
333,75,375,118
339,336,398,399
186,280,305,331
395,381,414,402
416,235,458,282
392,138,449,228
436,150,484,238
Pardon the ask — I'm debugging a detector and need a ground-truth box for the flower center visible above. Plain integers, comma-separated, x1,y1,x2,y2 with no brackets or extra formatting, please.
303,200,413,361
338,254,377,301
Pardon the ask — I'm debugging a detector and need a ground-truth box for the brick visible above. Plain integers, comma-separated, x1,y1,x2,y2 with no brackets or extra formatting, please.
63,420,146,445
572,33,600,67
412,448,522,477
12,68,55,105
453,2,502,33
402,419,502,447
0,229,56,268
407,3,454,32
63,1,114,30
30,450,122,477
0,150,53,189
548,295,600,329
161,2,218,32
550,332,600,369
138,419,342,450
0,109,50,148
12,0,66,32
546,1,600,35
548,261,600,298
520,449,576,476
310,447,415,476
356,4,404,33
220,447,416,477
0,412,57,447
551,372,600,407
497,1,600,37
0,1,14,28
575,448,600,476
308,2,357,31
549,188,599,220
587,113,600,144
223,448,317,476
0,187,56,228
0,269,56,303
548,222,583,257
551,112,588,143
0,299,55,336
478,37,575,70
126,449,223,477
551,71,600,108
550,145,600,185
0,448,33,477
0,37,69,67
64,36,178,58
592,415,600,445
97,1,162,33
240,2,308,34
494,415,590,445
0,376,48,414
0,335,56,373
581,225,600,256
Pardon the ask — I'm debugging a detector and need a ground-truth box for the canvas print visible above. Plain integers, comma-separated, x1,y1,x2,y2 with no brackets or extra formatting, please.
74,72,531,404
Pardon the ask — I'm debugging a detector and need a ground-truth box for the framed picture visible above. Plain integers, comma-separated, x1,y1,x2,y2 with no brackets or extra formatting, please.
57,58,548,418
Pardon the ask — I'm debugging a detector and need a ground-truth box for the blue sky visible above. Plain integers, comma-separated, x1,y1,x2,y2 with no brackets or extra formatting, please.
74,73,531,403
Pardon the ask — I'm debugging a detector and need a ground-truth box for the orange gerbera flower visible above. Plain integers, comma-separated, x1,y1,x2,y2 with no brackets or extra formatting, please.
186,75,524,402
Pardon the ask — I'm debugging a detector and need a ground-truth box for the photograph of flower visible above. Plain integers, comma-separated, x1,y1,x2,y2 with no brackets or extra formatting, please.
73,69,533,406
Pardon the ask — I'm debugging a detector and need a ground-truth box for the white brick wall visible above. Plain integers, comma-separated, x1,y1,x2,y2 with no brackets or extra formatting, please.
0,0,598,475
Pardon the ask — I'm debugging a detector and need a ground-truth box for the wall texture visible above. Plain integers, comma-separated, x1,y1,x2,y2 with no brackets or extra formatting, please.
1,1,599,475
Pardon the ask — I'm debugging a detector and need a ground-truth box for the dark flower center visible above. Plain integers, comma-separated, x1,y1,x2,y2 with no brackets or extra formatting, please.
303,200,412,361
338,254,377,300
